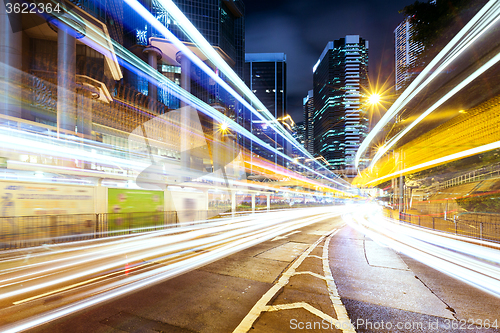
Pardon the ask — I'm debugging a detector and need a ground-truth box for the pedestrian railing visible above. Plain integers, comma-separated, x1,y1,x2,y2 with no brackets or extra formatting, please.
427,162,500,193
384,209,500,244
0,211,186,250
0,204,339,250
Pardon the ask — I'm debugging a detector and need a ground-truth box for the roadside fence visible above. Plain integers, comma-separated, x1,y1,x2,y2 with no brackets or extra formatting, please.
384,209,500,243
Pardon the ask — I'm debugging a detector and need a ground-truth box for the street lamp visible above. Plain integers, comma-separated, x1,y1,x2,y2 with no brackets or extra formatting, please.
368,93,381,105
219,122,229,135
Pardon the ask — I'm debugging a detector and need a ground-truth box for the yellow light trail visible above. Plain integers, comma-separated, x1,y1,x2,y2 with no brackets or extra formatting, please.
355,0,500,169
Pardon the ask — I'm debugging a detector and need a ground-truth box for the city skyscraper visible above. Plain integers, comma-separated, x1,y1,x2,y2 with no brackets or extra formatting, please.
124,0,245,108
244,53,287,120
293,121,305,153
244,53,287,165
168,0,245,80
394,17,424,92
303,89,314,155
313,36,369,175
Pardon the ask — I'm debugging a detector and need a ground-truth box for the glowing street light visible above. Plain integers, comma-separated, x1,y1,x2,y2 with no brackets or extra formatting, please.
368,93,381,105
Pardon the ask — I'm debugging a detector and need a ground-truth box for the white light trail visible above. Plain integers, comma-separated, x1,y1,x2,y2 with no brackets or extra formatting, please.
346,204,500,298
0,127,148,171
0,207,351,332
355,0,500,169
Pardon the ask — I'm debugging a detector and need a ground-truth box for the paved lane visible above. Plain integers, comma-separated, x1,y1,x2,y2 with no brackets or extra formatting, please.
330,224,500,333
23,213,349,332
0,207,348,332
5,205,499,333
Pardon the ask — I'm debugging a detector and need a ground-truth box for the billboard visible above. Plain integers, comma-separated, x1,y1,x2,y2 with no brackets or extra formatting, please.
0,181,95,243
0,181,94,216
107,188,164,231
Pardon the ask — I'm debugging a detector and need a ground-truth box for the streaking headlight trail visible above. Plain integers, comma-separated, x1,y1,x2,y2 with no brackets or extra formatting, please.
345,204,500,299
0,207,352,332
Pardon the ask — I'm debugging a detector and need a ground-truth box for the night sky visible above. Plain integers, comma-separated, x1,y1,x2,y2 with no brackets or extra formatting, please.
244,0,416,122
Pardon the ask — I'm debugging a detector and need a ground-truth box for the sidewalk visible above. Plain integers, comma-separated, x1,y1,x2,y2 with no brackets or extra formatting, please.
329,225,500,333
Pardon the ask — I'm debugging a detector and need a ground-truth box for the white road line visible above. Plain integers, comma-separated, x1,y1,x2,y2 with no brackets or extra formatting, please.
233,227,350,333
308,255,323,260
232,231,333,333
322,231,356,332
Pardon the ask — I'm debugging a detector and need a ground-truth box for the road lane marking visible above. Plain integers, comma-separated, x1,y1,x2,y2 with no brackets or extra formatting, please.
232,232,331,333
233,229,355,333
266,302,339,324
323,231,356,332
1,212,345,333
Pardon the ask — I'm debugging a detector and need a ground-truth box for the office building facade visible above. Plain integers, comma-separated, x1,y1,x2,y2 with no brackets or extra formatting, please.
244,53,287,166
293,121,305,153
244,53,287,120
303,89,314,155
123,0,245,110
394,17,424,92
313,36,369,173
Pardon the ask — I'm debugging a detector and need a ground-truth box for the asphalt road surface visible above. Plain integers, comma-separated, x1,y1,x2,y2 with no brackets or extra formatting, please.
7,211,500,333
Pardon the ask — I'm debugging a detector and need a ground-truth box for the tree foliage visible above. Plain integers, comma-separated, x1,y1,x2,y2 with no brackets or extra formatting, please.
456,192,500,213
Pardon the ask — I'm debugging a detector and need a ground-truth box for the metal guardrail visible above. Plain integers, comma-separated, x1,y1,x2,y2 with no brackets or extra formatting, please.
384,209,500,243
440,164,500,190
0,211,195,250
422,162,500,196
0,204,337,250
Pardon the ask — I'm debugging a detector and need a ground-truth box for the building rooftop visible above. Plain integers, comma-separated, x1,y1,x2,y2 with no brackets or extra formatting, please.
245,53,287,62
313,36,368,73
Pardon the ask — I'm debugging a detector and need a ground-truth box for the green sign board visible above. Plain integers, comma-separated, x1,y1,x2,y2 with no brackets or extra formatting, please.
107,188,164,231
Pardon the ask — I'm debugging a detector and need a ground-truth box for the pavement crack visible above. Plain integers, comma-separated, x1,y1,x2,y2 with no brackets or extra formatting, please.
269,244,312,284
362,237,370,266
267,286,284,305
368,264,409,271
271,260,294,284
414,275,458,319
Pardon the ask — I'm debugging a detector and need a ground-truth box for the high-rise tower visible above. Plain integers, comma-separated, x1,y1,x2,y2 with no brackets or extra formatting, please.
313,36,369,175
244,53,287,120
244,53,287,166
303,89,314,155
394,17,424,93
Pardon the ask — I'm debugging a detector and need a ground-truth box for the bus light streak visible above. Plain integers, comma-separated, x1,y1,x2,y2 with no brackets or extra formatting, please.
0,207,351,332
